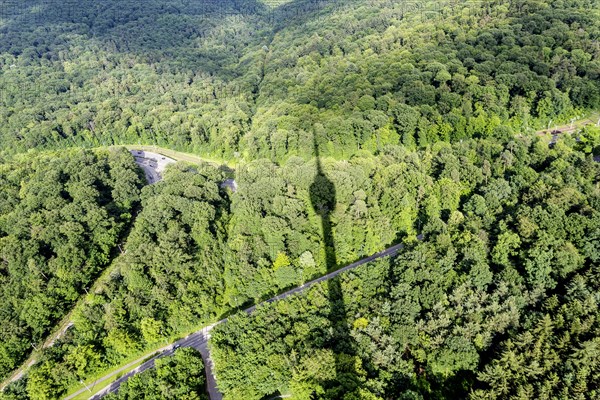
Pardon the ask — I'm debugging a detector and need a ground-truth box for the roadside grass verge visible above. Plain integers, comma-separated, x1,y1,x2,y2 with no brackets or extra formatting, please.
117,144,235,170
67,358,147,400
62,342,169,400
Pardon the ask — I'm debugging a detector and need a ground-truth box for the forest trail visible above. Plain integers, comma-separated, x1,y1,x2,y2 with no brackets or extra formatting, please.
0,146,228,392
73,236,422,400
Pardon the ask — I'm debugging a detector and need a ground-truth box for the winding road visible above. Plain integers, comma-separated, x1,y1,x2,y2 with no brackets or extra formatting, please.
2,146,420,399
75,236,422,400
84,327,218,400
130,150,176,184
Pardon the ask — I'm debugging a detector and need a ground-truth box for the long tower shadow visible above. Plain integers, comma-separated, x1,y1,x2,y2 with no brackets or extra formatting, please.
309,134,357,397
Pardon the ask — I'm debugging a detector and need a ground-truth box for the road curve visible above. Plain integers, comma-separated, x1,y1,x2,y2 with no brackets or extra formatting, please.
83,235,422,400
87,328,216,400
2,148,225,395
130,150,176,184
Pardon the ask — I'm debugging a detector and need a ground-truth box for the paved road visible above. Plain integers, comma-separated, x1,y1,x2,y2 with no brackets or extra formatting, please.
238,238,420,316
84,235,422,400
130,150,176,184
87,326,218,400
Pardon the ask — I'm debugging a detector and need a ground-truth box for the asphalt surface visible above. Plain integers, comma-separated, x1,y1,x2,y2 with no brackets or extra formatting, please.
130,150,176,184
88,327,218,400
84,235,422,400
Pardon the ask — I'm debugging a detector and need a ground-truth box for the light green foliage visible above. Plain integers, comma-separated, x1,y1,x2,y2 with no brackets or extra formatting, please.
64,345,102,379
104,329,140,358
273,252,291,271
577,125,600,155
140,318,164,345
26,362,60,400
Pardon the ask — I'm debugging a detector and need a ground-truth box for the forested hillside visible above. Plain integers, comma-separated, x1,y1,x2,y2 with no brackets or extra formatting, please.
211,135,600,399
3,130,597,399
1,0,600,399
1,0,599,159
0,148,143,381
3,143,436,398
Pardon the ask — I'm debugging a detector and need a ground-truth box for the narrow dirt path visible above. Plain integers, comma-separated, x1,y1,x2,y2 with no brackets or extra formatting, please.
1,147,211,392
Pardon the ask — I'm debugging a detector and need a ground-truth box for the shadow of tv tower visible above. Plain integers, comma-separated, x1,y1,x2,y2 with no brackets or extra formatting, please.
309,132,357,395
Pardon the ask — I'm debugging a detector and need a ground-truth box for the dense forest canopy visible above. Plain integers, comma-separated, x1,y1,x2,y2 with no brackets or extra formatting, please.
1,0,600,399
0,162,232,399
0,0,599,159
0,148,143,381
0,348,209,400
2,132,599,399
211,134,600,400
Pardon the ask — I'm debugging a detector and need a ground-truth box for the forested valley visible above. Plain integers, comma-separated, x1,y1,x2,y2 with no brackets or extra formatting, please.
0,0,600,399
1,0,599,159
